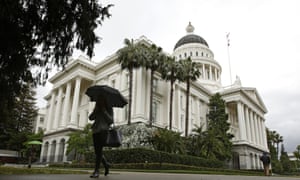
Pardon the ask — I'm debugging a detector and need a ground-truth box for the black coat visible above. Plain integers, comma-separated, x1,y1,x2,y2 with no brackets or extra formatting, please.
260,154,270,165
89,108,113,133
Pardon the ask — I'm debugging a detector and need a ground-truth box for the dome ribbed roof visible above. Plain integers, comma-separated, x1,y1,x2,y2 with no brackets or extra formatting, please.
174,34,209,50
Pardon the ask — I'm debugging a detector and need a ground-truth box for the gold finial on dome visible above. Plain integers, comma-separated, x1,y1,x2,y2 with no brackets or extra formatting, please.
186,22,194,34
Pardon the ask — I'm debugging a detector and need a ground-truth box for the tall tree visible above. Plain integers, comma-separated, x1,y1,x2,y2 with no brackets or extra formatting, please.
178,58,201,136
0,83,38,150
280,144,291,172
205,93,233,161
117,39,146,124
144,44,165,126
159,56,180,130
274,132,283,159
0,0,113,136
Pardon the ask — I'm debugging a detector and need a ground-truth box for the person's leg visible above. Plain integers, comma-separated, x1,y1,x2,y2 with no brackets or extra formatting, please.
102,155,110,176
265,165,270,176
91,133,101,178
100,130,110,176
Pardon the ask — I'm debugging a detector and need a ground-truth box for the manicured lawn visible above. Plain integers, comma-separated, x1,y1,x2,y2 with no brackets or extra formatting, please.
0,166,89,175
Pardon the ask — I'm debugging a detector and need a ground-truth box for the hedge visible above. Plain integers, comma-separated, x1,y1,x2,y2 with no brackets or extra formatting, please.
103,148,224,168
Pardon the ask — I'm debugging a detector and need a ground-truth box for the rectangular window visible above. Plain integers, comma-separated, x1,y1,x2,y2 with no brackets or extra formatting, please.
40,117,44,123
180,95,184,109
181,114,185,131
191,98,194,113
152,101,158,123
126,74,130,89
153,78,158,92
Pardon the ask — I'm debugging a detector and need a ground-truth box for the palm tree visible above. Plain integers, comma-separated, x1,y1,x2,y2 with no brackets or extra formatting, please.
159,56,180,130
151,127,185,154
274,132,283,159
178,58,201,136
144,44,165,126
117,38,145,125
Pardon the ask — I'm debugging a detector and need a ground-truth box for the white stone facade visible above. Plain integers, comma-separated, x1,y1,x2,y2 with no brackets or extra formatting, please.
39,24,268,169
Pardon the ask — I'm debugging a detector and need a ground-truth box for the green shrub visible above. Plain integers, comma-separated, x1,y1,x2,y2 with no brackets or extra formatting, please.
103,148,224,168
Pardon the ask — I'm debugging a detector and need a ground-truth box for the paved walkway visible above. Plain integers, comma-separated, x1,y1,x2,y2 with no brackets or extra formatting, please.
0,171,299,180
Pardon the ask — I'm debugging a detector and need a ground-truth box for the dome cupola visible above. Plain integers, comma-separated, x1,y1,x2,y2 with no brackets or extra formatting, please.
174,22,209,50
172,22,222,91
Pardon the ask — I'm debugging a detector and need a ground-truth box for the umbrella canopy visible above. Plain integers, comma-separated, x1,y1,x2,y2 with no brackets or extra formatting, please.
85,85,128,108
26,140,42,145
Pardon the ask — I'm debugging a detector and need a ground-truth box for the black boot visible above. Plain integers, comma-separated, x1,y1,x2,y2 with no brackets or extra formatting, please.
102,155,110,176
90,170,99,178
104,163,110,176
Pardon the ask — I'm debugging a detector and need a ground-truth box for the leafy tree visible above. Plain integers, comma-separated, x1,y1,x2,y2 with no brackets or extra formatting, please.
178,58,201,136
67,124,93,162
151,127,185,154
143,44,165,126
280,144,292,172
274,132,283,159
21,130,44,164
0,83,38,150
159,56,180,130
0,0,113,133
293,145,300,172
205,93,234,161
266,129,283,160
187,125,206,156
117,38,147,124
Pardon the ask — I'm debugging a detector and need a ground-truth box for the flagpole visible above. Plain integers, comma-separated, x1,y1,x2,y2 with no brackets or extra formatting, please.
226,32,232,85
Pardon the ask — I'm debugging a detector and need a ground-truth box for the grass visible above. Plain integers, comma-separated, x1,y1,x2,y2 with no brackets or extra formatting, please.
0,166,90,175
0,165,261,176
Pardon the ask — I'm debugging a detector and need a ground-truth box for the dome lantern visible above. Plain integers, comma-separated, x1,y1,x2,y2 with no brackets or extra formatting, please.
186,22,194,34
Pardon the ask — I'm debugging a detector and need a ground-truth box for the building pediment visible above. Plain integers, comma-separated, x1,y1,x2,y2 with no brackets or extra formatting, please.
241,87,267,113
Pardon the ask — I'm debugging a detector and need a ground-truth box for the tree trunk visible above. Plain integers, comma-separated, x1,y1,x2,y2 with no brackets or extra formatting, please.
128,68,133,125
149,70,154,126
185,79,190,137
169,79,174,130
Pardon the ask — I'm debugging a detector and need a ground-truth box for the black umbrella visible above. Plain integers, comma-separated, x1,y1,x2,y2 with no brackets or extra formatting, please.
85,85,128,108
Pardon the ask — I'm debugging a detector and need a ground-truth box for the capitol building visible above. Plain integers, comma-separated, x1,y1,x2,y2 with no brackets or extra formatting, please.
38,23,268,169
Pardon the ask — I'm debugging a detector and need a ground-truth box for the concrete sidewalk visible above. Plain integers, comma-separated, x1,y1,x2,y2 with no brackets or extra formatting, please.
0,171,299,180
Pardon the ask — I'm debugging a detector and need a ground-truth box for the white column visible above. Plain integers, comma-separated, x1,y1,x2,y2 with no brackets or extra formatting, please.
261,119,268,148
61,82,71,127
70,77,81,127
46,142,52,162
54,140,60,162
46,92,56,132
253,113,259,145
245,107,251,142
53,87,63,130
63,140,68,162
257,116,262,146
135,68,144,118
214,68,218,81
209,65,212,80
237,102,247,141
202,64,206,79
249,110,255,144
258,117,264,146
39,143,45,163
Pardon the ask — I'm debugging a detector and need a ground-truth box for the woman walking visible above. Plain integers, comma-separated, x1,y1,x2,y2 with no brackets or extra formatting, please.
89,96,113,178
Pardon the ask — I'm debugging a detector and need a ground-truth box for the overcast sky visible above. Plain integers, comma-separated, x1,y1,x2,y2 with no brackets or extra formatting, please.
36,0,300,152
